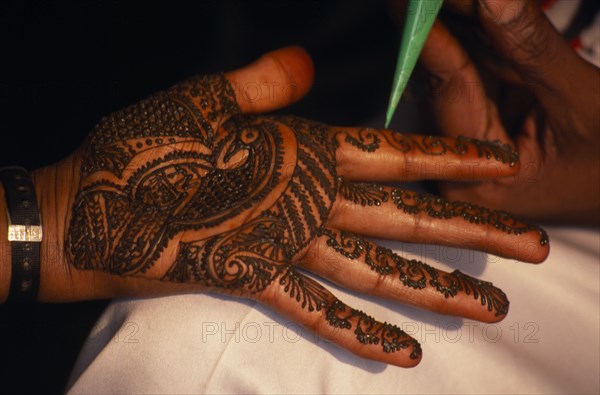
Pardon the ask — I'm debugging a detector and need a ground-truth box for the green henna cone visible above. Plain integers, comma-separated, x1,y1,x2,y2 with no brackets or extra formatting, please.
385,0,443,128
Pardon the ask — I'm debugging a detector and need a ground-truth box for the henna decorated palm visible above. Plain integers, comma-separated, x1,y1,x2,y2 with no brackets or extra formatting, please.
63,47,549,367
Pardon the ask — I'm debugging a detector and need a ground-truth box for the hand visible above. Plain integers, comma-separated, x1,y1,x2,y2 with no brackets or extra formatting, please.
415,0,600,224
32,47,548,367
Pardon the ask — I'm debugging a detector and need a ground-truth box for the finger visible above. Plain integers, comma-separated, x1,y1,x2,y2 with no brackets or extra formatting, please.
419,20,508,141
301,227,510,323
225,46,314,114
258,266,422,367
329,181,549,263
333,127,519,182
476,0,596,106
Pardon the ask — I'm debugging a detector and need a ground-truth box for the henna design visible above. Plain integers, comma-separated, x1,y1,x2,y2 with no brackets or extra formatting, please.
326,300,422,358
318,228,395,276
68,75,370,345
452,270,509,316
66,70,517,360
82,73,237,177
337,182,548,247
318,228,509,316
163,213,290,291
391,189,549,245
279,267,331,312
343,128,381,152
340,129,519,166
457,136,519,166
332,184,518,316
338,179,389,207
68,74,337,279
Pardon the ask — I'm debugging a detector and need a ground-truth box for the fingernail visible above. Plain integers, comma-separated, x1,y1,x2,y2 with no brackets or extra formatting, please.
479,0,526,24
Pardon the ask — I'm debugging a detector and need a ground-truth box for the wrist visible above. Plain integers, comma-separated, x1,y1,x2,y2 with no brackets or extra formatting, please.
30,162,69,301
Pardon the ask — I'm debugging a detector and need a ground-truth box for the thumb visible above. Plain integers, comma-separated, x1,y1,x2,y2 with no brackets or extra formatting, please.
225,46,315,114
476,0,586,101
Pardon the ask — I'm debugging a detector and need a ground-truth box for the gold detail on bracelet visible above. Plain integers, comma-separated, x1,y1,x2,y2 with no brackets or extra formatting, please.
8,224,43,242
6,208,43,242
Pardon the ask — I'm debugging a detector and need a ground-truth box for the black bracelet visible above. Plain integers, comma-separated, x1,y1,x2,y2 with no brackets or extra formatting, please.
0,167,42,302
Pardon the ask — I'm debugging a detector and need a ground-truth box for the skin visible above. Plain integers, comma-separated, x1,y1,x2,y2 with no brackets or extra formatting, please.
411,0,600,225
0,46,549,368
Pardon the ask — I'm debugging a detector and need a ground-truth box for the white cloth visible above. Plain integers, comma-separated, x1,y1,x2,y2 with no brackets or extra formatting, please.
67,226,600,394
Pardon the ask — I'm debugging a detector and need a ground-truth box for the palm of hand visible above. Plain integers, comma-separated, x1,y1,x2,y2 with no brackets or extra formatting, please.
68,74,336,288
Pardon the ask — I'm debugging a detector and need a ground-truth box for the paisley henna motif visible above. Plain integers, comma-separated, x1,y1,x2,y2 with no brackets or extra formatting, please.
68,75,337,284
66,73,530,359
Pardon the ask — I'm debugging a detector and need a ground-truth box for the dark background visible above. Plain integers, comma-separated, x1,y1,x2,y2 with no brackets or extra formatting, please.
0,1,398,392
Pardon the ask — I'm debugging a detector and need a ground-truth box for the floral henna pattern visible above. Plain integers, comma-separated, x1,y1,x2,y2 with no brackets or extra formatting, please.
318,227,509,317
66,73,519,359
390,189,549,245
342,128,519,166
337,182,548,246
68,74,338,284
338,178,389,207
451,271,510,315
67,74,355,346
326,300,422,358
